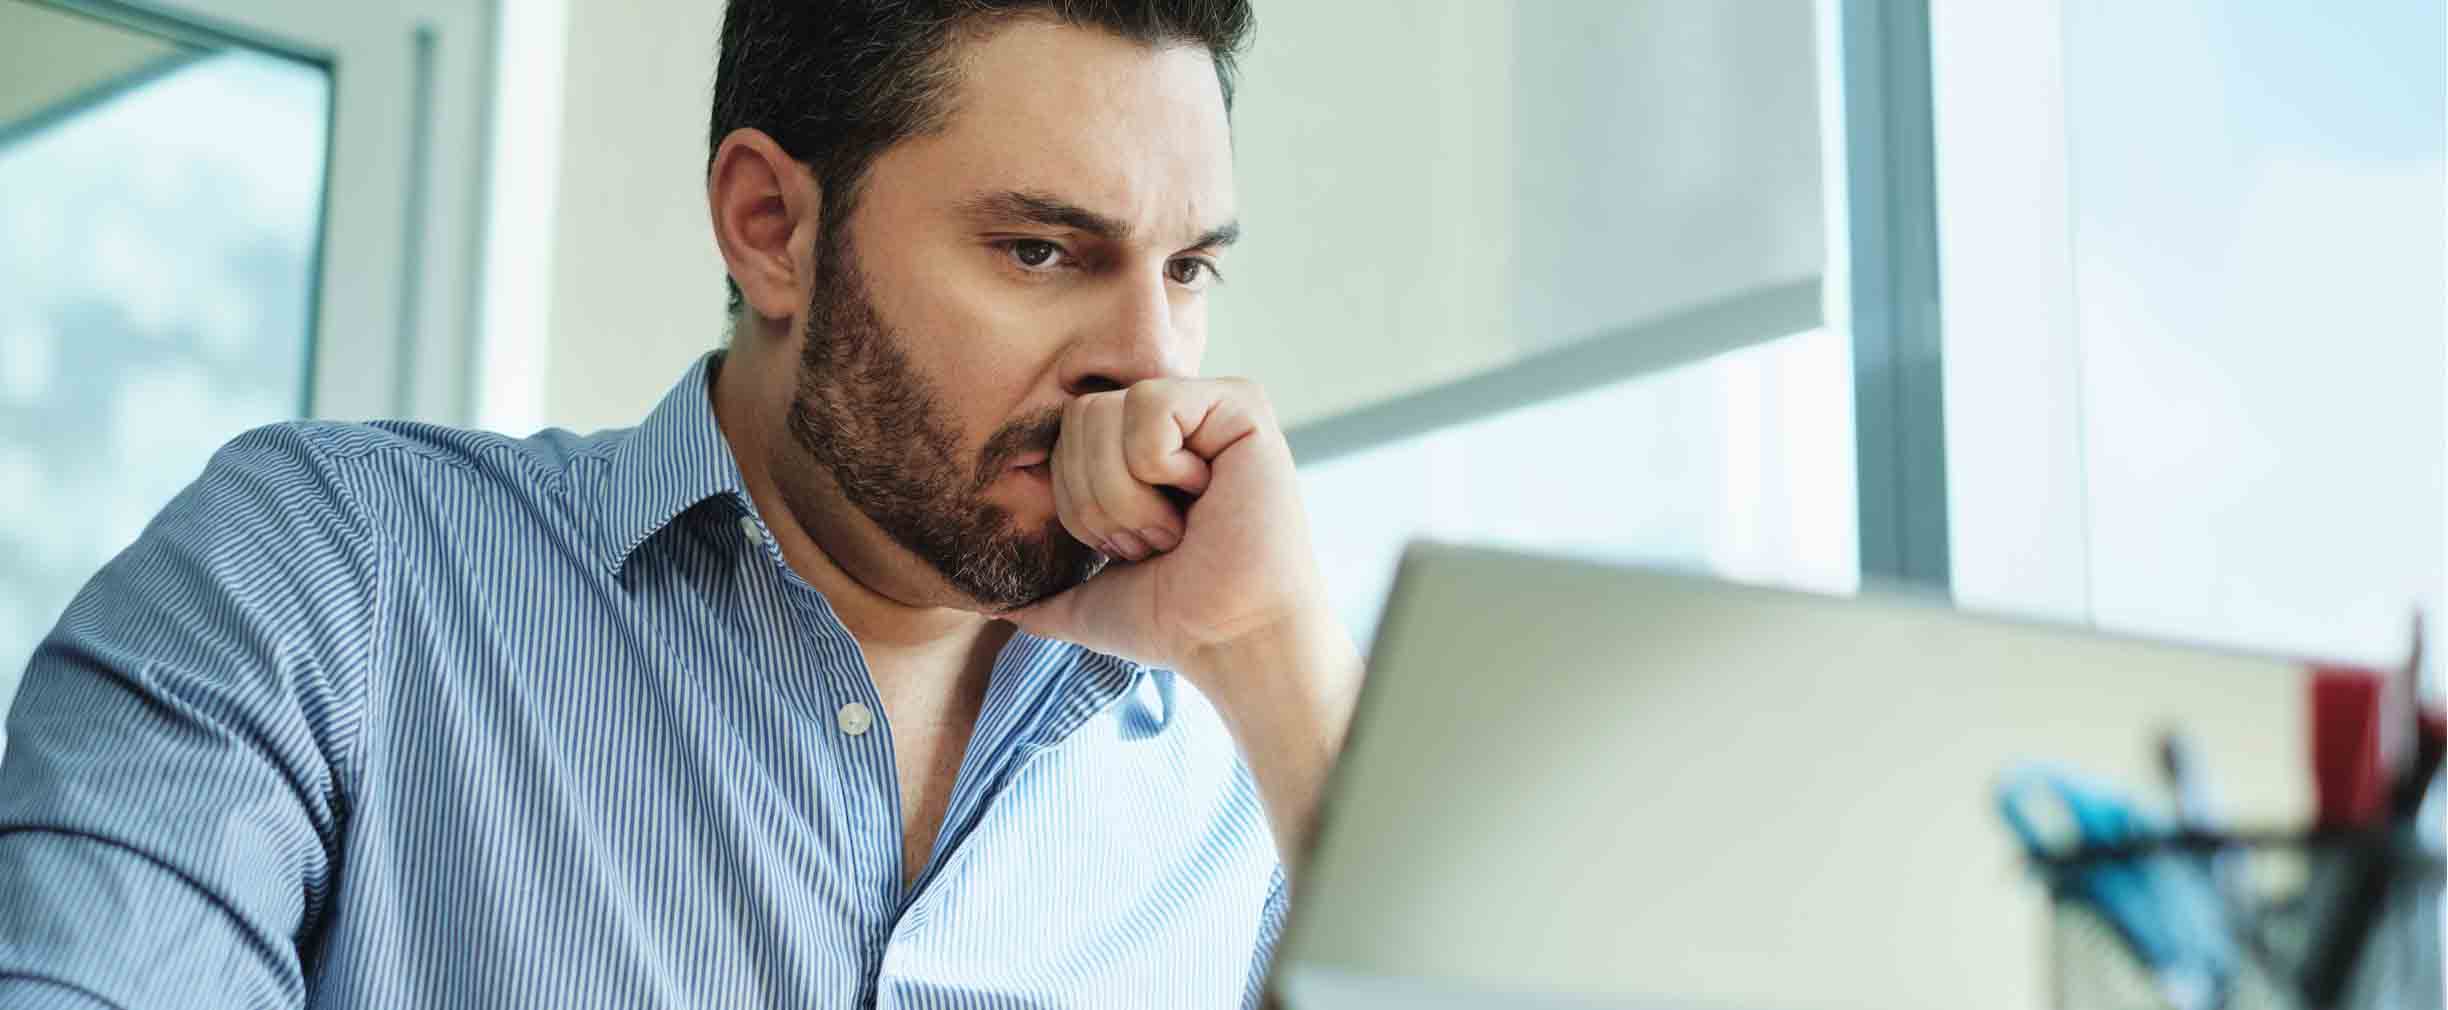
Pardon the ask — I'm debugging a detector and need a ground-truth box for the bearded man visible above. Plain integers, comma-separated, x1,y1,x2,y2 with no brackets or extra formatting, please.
0,2,1362,1007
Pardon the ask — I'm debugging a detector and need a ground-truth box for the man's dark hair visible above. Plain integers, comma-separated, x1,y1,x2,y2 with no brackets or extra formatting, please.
709,0,1255,316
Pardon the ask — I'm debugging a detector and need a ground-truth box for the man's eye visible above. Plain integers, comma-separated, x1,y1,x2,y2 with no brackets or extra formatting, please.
1007,240,1065,270
1167,258,1220,287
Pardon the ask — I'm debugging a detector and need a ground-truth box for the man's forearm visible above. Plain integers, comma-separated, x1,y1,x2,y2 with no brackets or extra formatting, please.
1184,609,1366,876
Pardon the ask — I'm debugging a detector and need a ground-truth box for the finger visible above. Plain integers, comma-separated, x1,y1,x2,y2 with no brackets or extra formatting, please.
1047,412,1097,549
1056,395,1134,557
1085,412,1186,556
1050,470,1111,558
1122,381,1214,496
1088,476,1183,557
1176,377,1275,462
1059,392,1168,560
1127,377,1276,471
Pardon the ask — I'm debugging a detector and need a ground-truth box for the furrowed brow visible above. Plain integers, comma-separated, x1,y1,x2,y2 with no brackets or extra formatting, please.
960,190,1128,240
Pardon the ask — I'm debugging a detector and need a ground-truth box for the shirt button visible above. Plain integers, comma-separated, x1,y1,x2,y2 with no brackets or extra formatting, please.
739,515,764,545
836,701,875,737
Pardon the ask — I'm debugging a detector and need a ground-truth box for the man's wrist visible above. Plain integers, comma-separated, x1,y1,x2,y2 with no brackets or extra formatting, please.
1182,604,1364,742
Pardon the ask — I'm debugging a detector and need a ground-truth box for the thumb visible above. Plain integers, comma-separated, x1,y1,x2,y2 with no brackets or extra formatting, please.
1143,447,1212,497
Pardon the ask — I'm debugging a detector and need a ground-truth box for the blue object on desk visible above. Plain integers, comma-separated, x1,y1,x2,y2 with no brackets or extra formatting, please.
1999,764,2238,1010
2162,731,2249,911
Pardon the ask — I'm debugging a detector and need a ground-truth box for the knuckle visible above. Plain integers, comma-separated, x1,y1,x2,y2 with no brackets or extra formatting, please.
1248,385,1276,415
1222,375,1273,412
1068,389,1113,416
1121,380,1156,413
1122,422,1172,474
1121,380,1172,425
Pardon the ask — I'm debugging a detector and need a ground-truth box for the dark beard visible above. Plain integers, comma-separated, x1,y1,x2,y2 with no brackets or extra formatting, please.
779,228,1104,611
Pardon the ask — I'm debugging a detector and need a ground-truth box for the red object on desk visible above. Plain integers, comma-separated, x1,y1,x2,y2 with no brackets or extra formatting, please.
2309,667,2388,829
2405,705,2447,816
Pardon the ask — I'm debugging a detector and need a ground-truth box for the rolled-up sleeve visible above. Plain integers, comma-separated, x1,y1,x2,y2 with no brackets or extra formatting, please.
0,425,380,1010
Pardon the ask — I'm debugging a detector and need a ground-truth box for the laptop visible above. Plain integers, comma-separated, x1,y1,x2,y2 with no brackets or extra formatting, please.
1267,542,2310,1010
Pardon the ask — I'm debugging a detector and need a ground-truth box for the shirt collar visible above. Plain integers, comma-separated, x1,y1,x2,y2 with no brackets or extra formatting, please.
592,351,749,574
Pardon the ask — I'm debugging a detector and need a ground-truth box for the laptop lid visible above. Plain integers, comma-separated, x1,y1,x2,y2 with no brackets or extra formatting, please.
1271,542,2308,1010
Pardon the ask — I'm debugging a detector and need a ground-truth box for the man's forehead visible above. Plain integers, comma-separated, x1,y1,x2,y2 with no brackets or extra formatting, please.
913,17,1236,241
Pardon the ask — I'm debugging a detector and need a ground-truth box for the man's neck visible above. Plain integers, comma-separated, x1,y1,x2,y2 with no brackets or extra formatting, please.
707,343,1002,667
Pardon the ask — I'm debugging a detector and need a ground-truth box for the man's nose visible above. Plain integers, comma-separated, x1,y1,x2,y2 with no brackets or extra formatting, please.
1059,271,1195,395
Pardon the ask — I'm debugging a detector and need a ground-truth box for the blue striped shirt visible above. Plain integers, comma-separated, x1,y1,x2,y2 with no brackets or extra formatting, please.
0,354,1286,1009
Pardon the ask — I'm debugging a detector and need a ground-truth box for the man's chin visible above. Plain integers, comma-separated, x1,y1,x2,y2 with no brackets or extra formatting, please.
953,526,1107,613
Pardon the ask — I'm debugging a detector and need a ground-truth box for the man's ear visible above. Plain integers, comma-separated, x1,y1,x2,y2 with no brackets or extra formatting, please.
708,127,822,323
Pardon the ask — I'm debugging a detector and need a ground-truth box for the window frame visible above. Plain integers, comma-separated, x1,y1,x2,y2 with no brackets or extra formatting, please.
1837,0,1951,594
39,0,496,424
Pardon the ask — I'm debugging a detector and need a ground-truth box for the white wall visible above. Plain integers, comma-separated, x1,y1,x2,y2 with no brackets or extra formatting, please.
494,0,725,435
1201,0,1519,429
1211,0,1824,429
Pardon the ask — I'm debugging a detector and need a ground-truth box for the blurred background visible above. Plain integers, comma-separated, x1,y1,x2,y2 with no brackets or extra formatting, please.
0,0,2440,700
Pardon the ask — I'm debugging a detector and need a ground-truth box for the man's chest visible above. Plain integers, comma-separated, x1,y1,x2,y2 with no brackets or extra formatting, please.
316,586,1278,1008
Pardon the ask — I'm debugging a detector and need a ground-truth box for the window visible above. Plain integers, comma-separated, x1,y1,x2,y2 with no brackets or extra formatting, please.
1304,329,1858,645
1257,0,1861,645
1933,0,2446,668
0,0,491,708
0,25,329,687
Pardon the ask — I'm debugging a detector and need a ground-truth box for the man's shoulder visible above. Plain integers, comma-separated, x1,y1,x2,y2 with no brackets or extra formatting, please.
212,417,637,520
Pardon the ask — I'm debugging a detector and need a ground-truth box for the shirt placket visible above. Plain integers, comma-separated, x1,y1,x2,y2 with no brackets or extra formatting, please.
741,508,904,1008
820,654,898,1008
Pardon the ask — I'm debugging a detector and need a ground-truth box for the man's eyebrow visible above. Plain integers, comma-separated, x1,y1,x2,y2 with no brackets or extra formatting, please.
961,189,1240,251
1190,221,1241,250
960,190,1129,240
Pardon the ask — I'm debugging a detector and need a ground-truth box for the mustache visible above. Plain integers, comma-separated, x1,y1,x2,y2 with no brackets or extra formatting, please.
971,405,1067,489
